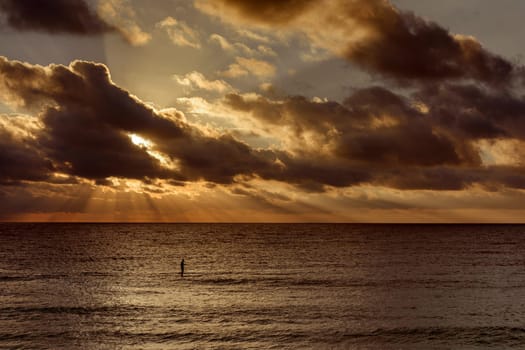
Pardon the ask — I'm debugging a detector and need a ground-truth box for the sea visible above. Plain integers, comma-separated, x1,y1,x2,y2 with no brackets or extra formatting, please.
1,223,525,349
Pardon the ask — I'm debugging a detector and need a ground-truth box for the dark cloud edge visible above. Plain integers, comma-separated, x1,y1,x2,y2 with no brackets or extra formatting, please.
0,0,114,35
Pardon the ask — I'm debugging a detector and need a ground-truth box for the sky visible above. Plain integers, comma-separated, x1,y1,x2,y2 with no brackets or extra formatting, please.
1,0,525,222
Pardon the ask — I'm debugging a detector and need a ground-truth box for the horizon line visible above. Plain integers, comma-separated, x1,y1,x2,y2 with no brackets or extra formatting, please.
1,221,525,225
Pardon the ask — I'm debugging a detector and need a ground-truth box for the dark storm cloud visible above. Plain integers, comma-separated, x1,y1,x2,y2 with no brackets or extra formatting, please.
262,153,372,191
0,57,181,181
376,167,474,191
0,56,280,184
0,122,53,184
223,82,525,191
156,133,277,184
343,6,515,84
336,125,463,167
415,84,525,140
200,0,518,84
40,106,176,180
3,55,525,193
228,81,525,154
0,56,378,190
0,58,184,139
214,0,316,24
0,0,114,34
381,166,525,191
225,88,479,168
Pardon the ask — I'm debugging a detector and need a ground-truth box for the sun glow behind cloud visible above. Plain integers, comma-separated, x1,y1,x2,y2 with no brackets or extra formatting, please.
129,133,151,148
128,133,179,170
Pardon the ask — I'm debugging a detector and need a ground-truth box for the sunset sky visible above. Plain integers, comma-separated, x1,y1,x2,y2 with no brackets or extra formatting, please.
2,0,525,222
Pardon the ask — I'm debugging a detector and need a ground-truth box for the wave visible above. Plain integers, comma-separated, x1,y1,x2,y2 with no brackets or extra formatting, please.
191,275,503,289
0,274,68,282
0,305,153,316
194,275,348,287
3,326,525,346
338,326,525,346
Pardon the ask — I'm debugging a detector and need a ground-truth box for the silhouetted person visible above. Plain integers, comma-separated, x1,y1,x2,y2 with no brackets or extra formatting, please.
180,258,185,277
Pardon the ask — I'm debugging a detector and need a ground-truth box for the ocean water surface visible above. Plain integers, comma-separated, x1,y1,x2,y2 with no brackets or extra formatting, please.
1,223,525,349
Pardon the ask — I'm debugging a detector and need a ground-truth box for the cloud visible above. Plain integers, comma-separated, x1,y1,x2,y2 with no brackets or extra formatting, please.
209,33,234,51
221,82,525,191
97,0,151,46
0,56,279,185
235,28,271,43
224,89,477,168
196,0,317,25
221,57,276,78
209,33,253,55
476,139,525,166
414,83,525,140
173,71,233,93
0,115,53,184
4,56,525,194
157,16,200,49
157,132,277,184
0,0,113,34
0,58,182,180
209,33,277,57
0,0,150,46
197,0,519,84
224,82,525,161
257,45,277,57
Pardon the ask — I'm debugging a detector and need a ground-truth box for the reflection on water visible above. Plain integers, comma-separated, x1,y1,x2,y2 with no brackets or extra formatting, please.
1,223,525,349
